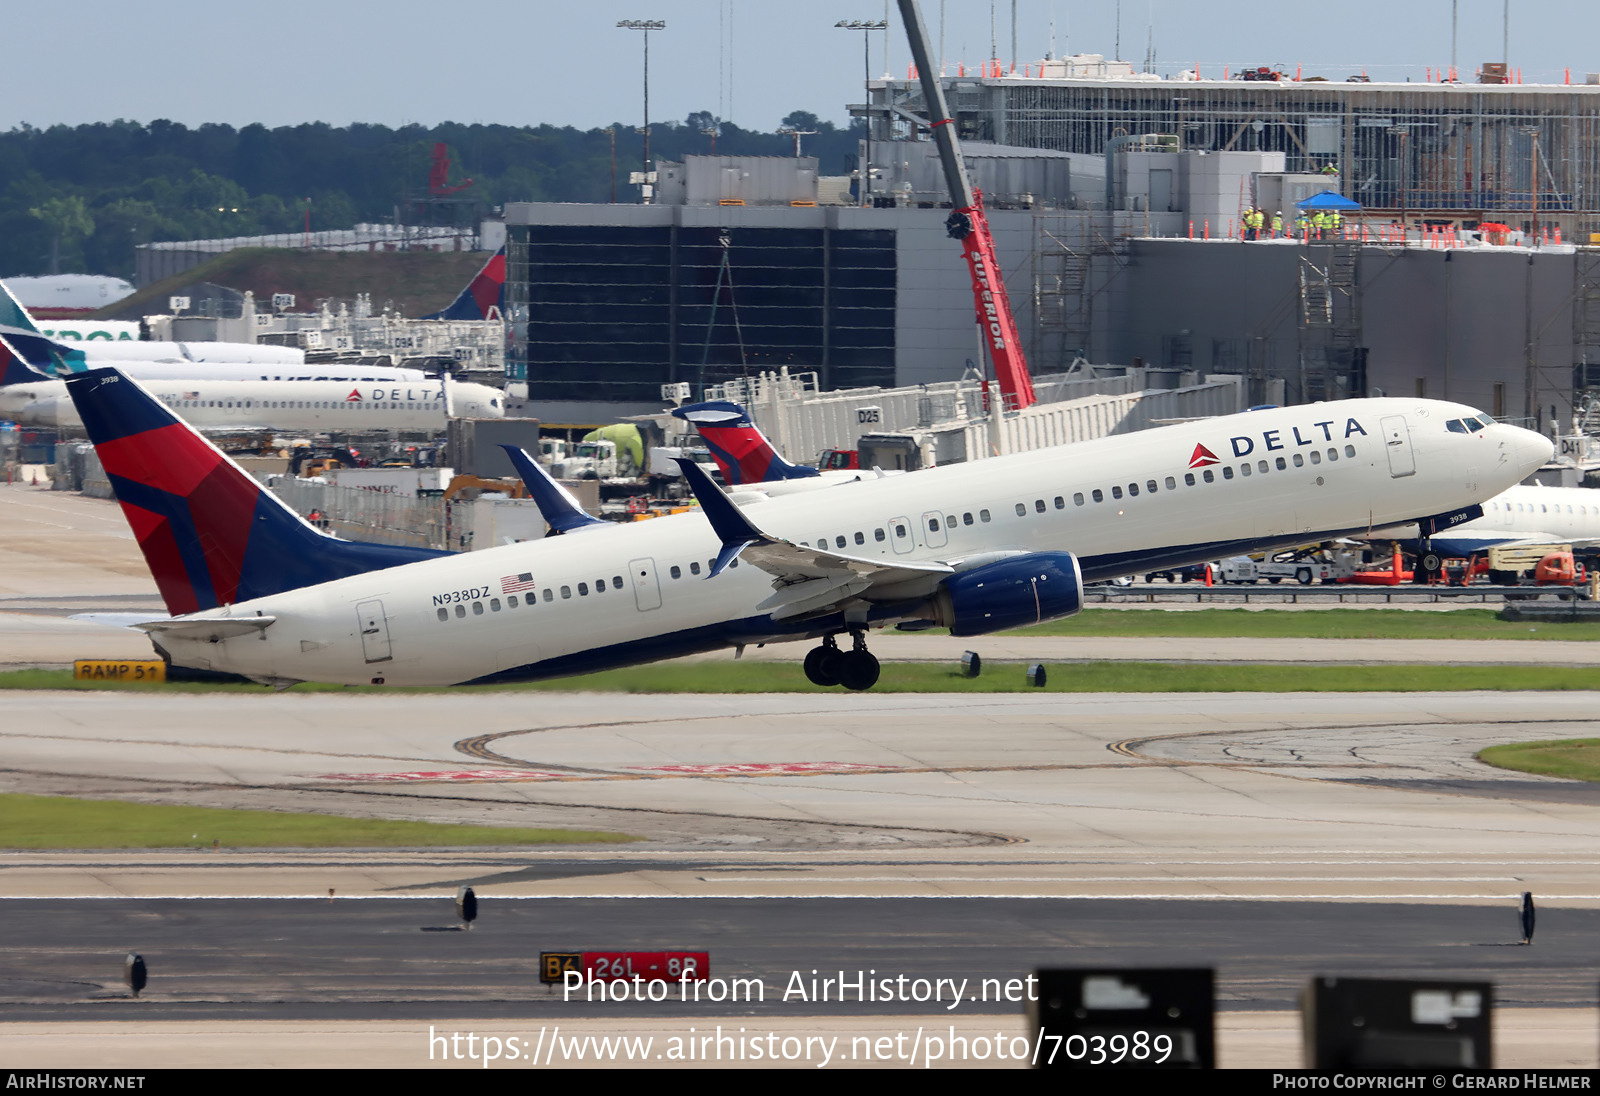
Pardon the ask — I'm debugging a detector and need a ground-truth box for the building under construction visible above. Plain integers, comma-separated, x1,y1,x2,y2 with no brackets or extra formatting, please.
868,63,1600,237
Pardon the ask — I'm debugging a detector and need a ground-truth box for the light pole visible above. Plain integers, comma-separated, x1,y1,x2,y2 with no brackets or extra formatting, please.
836,19,887,208
617,19,665,203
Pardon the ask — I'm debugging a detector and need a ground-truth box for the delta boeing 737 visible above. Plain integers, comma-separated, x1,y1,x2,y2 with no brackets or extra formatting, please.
65,368,1550,690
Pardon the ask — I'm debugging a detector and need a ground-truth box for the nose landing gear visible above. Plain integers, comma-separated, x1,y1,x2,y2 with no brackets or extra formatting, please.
802,630,880,690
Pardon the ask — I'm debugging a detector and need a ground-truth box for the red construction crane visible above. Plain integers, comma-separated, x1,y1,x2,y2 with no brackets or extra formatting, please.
428,142,474,197
895,0,1036,410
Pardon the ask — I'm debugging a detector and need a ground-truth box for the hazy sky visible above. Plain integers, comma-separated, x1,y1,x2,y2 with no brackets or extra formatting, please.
9,1,1599,133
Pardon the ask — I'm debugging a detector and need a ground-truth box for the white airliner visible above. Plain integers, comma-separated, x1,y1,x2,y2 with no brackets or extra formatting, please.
0,279,304,367
1378,482,1600,560
4,375,503,433
68,367,1552,690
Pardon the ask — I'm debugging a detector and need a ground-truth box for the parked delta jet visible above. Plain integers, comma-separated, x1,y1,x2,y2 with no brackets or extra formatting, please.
671,399,901,498
1376,482,1600,560
65,367,1551,691
1,343,503,434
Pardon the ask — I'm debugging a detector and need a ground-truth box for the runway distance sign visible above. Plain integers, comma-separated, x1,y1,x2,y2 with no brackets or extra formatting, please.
73,659,165,682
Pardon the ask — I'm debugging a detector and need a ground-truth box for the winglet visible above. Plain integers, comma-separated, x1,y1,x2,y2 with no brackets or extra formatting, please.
499,444,605,534
673,455,767,576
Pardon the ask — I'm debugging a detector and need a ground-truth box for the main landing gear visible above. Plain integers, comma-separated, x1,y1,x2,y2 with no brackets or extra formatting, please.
803,630,880,691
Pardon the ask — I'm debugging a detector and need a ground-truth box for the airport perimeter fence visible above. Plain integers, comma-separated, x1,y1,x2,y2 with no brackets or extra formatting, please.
269,478,466,551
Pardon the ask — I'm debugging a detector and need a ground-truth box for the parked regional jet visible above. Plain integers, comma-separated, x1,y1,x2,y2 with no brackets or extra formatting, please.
1377,482,1600,560
66,367,1551,691
1,345,503,433
671,399,902,499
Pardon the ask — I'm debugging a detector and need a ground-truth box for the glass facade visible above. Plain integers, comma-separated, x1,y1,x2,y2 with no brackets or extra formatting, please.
506,223,895,401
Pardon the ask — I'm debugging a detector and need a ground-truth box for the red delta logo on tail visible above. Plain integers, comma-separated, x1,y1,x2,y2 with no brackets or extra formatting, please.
670,400,820,486
1189,443,1220,468
345,389,362,402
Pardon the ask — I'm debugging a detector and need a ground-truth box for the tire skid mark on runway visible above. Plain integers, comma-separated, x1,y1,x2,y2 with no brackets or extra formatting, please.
0,766,1017,848
1111,715,1600,762
0,732,463,767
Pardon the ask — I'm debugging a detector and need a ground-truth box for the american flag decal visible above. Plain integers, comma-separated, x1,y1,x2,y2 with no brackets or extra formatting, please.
501,573,537,594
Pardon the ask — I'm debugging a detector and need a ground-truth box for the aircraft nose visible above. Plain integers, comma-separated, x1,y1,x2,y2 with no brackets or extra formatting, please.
1502,424,1553,476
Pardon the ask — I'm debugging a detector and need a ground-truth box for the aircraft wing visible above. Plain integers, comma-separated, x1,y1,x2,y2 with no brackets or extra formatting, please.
673,457,951,621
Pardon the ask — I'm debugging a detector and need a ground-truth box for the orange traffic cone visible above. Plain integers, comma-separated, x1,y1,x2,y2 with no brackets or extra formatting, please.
1204,563,1214,587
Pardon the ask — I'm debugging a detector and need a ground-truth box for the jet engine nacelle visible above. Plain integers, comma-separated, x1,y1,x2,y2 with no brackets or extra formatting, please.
930,551,1084,636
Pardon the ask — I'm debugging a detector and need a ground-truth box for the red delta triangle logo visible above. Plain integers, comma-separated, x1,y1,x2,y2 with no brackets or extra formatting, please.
1189,443,1220,469
345,389,362,402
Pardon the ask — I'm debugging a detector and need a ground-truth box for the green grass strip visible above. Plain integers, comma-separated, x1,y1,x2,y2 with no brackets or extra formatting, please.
4,662,1598,694
1477,739,1600,783
1009,607,1600,641
0,792,636,849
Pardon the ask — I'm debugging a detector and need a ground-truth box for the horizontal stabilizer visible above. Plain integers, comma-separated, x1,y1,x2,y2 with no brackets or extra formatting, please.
135,615,276,642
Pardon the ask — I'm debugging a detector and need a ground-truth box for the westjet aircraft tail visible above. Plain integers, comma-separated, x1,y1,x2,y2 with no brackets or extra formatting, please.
424,247,505,321
671,401,820,486
62,368,450,616
0,279,42,335
0,333,50,387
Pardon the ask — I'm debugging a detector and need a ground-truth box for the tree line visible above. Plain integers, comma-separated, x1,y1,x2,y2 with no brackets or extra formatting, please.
0,111,862,278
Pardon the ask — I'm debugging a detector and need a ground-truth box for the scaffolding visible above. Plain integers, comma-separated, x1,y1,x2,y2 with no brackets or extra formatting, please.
870,75,1600,235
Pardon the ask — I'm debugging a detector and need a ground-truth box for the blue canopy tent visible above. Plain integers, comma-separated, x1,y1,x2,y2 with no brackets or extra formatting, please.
1296,191,1363,211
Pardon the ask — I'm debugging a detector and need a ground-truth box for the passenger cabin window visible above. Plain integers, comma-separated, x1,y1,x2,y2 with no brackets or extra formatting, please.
928,517,940,531
1165,477,1177,490
1127,483,1139,496
1275,457,1286,470
1222,467,1234,480
1344,444,1356,457
490,598,501,611
855,532,865,545
1183,474,1195,487
1015,503,1027,517
437,608,449,622
946,515,956,527
670,565,681,579
979,510,991,522
455,605,466,618
561,585,572,598
543,588,554,602
578,583,589,596
876,528,887,541
1074,493,1085,506
508,596,519,608
1203,470,1215,483
1035,499,1046,513
1310,451,1322,464
1241,464,1252,477
1054,497,1065,509
1258,460,1268,474
836,536,847,548
1111,486,1123,499
472,602,484,615
895,523,908,537
690,562,701,575
961,514,973,526
1147,480,1158,494
1327,448,1338,461
1091,490,1103,503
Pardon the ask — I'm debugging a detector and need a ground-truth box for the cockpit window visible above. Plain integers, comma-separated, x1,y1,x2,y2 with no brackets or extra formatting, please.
1446,420,1469,434
1462,416,1484,431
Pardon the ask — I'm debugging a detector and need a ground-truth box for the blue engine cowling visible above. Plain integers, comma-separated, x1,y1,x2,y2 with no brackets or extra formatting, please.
932,552,1084,636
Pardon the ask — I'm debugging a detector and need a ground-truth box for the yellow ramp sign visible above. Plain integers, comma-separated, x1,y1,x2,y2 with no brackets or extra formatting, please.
73,660,166,683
